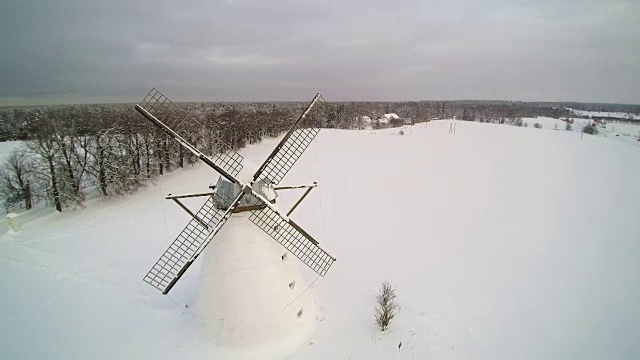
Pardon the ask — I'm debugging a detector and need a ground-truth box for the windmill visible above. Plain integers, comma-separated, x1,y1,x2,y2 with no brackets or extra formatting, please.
134,89,336,348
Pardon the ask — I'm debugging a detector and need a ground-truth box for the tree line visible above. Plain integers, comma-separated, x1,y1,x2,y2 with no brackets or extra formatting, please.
4,99,628,143
0,104,310,212
0,98,607,212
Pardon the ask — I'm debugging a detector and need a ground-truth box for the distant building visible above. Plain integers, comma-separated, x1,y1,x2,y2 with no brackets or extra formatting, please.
379,113,400,122
354,116,372,129
356,113,406,129
375,113,400,128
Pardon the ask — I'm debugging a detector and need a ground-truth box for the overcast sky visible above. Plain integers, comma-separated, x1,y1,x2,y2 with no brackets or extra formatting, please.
1,0,638,105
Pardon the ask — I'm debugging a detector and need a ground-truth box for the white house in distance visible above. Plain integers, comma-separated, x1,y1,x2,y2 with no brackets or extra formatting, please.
379,113,399,123
375,113,400,128
355,113,406,129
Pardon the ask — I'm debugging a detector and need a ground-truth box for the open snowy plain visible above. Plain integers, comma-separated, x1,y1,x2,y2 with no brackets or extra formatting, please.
1,120,639,359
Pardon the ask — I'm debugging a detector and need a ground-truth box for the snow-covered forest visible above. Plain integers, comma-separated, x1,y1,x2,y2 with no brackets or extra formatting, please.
1,99,638,214
0,104,307,213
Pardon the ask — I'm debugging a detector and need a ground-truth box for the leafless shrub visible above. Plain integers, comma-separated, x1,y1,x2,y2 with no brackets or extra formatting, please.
375,281,399,331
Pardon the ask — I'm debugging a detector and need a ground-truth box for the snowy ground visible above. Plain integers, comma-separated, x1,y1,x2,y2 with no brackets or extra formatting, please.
519,116,640,149
567,108,640,121
573,119,640,149
1,120,640,359
522,116,567,130
0,140,22,163
602,122,640,138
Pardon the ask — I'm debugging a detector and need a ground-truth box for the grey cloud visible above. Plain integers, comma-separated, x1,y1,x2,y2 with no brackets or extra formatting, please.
0,0,639,105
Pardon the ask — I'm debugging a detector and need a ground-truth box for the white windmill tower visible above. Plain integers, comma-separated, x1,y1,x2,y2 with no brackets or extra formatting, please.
134,89,336,352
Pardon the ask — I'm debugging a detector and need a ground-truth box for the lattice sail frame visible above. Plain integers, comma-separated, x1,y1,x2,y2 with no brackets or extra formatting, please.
247,94,334,275
138,88,244,177
136,90,336,295
252,95,327,187
249,204,334,276
144,190,241,293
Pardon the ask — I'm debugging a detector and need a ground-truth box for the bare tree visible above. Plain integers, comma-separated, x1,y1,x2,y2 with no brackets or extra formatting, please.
79,129,112,196
0,148,34,210
51,110,81,195
80,126,147,197
40,108,90,205
375,281,399,331
27,127,62,211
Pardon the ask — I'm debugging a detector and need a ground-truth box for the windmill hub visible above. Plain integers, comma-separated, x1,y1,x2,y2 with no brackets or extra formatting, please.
213,177,277,213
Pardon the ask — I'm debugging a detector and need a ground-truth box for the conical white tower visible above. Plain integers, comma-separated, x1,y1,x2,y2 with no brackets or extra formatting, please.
195,164,316,352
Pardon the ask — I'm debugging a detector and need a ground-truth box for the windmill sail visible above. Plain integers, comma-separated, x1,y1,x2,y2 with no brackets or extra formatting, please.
143,191,244,294
252,93,327,186
136,88,244,178
249,198,336,277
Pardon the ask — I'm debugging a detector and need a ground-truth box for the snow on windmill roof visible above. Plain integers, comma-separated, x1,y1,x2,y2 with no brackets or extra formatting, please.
213,159,277,210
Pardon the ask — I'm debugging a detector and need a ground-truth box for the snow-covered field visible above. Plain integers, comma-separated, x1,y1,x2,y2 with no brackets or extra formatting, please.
522,116,640,143
603,122,640,137
576,120,640,148
1,121,640,359
568,108,640,120
522,116,567,130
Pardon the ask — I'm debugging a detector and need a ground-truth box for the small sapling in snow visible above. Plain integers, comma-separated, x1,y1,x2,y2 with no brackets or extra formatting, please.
375,281,399,331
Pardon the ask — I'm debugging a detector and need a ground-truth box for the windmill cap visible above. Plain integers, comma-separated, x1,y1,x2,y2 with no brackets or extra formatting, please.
212,159,277,210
